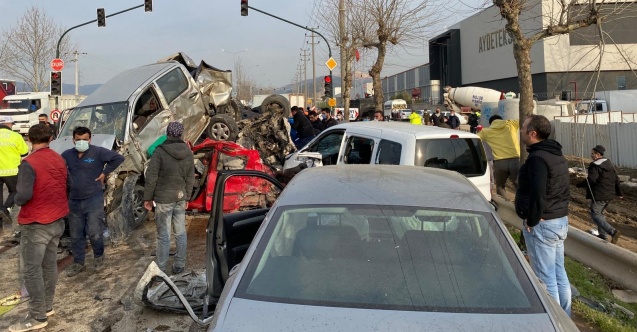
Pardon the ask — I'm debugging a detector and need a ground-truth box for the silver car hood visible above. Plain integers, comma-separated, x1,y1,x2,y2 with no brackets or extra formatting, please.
50,134,116,154
213,298,560,332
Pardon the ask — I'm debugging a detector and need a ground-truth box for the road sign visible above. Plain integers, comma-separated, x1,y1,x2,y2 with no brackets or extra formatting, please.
50,58,64,72
325,57,337,71
328,98,336,107
50,109,61,123
307,99,312,104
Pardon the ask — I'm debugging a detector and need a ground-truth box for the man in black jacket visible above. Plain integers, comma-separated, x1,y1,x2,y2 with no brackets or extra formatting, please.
448,110,460,129
577,145,622,243
308,111,325,135
143,122,195,274
291,106,316,149
321,108,338,128
515,115,571,316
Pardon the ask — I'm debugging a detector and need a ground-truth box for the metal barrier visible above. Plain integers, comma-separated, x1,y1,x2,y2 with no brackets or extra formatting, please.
493,196,637,292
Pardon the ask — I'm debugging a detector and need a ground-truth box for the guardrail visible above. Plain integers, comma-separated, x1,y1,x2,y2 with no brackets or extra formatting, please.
493,196,637,292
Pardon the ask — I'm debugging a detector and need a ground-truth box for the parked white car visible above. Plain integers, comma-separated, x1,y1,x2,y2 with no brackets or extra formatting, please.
283,121,492,201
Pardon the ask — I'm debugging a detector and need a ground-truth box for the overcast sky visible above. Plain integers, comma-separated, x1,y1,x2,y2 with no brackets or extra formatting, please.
0,0,481,88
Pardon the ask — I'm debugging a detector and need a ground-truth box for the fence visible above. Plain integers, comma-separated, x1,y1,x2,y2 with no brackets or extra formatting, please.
553,112,637,168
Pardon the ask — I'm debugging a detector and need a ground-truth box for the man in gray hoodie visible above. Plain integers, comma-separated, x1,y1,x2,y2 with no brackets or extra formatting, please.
143,122,195,274
577,145,623,244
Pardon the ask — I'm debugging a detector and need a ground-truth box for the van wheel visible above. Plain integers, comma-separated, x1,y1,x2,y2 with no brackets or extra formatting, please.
106,175,148,242
260,94,291,117
207,114,238,141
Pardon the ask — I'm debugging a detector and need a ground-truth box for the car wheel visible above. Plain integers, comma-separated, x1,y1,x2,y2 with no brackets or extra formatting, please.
207,114,238,141
106,175,148,242
260,94,291,117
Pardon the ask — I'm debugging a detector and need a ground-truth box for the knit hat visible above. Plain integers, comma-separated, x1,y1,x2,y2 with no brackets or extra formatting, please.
593,145,605,155
166,121,184,138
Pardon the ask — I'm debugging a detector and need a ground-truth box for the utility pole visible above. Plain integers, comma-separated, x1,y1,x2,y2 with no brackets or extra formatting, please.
300,48,309,102
339,0,348,121
64,50,87,95
307,28,319,107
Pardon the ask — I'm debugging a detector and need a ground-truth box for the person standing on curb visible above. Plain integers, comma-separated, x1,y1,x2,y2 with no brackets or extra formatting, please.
143,122,194,275
62,127,124,277
0,116,29,232
515,114,571,316
577,145,622,243
9,124,68,332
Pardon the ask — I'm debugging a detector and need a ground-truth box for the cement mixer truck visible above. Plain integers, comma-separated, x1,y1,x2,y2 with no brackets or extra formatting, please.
443,86,503,126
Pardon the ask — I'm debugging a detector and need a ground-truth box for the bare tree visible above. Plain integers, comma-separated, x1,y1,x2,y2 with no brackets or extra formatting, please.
492,0,633,159
233,58,257,104
0,6,73,92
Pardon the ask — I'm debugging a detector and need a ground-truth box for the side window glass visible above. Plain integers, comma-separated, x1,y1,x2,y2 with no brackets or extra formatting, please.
344,136,375,165
310,131,344,166
375,139,402,165
133,89,161,131
156,68,189,105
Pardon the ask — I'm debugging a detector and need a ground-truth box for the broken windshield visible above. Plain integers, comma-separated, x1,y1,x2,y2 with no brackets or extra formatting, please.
59,102,128,140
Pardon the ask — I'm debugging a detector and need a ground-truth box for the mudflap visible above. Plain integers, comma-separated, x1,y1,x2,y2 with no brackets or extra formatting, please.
106,174,140,242
134,261,215,325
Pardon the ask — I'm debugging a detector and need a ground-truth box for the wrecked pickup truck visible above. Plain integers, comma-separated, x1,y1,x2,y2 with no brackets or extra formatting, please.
50,52,295,241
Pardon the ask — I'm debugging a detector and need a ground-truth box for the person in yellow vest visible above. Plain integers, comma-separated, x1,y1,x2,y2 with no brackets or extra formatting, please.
477,115,520,196
0,116,29,231
408,111,422,125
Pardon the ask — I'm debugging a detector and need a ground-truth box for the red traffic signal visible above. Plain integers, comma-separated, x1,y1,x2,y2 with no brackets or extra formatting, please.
241,0,248,16
51,71,62,96
324,75,331,83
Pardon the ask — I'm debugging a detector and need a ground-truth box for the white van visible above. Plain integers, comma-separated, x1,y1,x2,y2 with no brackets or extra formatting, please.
283,121,492,200
383,99,407,119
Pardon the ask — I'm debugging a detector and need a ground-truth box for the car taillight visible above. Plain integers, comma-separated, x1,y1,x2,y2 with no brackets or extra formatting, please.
450,134,459,138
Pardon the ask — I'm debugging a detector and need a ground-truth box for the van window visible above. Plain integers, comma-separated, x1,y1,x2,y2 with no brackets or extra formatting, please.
414,138,487,177
309,131,344,165
344,136,374,164
156,68,189,105
376,139,402,165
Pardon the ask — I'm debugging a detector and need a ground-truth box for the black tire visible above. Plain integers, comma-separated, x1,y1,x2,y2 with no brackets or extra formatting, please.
260,94,291,117
106,175,148,242
207,114,238,141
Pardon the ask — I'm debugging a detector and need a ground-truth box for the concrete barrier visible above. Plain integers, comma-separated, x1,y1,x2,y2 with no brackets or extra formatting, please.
493,196,637,292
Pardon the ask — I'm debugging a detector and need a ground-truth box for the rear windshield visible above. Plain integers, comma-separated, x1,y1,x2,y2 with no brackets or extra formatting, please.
414,138,487,177
235,205,544,314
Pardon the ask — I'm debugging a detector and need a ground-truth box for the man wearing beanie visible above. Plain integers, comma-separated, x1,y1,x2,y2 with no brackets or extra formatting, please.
577,145,623,244
143,122,195,274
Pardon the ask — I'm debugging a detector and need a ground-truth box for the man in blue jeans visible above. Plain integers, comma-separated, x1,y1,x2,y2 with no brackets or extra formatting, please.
515,115,572,316
143,122,194,274
62,127,124,277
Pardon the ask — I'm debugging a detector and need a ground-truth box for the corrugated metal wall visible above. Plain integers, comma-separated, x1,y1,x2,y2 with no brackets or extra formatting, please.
554,121,637,168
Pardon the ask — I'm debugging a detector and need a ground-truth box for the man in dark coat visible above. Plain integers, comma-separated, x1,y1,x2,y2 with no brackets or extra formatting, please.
448,110,460,129
431,108,442,126
308,111,325,135
577,145,623,243
291,106,315,149
143,122,195,274
321,108,338,128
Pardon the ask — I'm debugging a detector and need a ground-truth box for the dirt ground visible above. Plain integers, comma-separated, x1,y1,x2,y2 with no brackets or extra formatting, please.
0,214,211,332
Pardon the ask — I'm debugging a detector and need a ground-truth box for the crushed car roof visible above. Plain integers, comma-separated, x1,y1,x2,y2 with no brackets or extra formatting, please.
76,62,178,107
278,165,491,210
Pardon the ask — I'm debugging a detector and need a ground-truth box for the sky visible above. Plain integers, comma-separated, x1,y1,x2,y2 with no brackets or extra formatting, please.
0,0,481,89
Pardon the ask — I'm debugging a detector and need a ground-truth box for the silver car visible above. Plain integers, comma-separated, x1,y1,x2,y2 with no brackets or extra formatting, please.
135,165,577,331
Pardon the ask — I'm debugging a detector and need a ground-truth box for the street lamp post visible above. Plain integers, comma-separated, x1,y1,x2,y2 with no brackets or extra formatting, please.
221,49,248,97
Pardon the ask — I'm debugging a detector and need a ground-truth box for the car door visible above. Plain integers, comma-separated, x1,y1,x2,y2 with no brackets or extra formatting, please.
339,129,381,165
207,170,284,299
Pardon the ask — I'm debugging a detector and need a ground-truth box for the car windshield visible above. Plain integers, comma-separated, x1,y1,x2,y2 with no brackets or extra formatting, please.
414,138,487,177
59,102,128,140
236,205,543,314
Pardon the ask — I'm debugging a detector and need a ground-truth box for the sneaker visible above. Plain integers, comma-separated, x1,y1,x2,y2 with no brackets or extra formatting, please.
0,208,11,222
172,266,185,275
66,263,85,277
46,309,55,317
8,314,47,332
94,256,104,271
611,229,621,244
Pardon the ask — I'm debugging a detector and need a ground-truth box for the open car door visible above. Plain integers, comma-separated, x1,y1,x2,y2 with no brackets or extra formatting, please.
134,170,284,325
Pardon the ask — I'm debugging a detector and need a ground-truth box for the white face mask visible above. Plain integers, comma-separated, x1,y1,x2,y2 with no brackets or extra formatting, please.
319,114,325,120
75,140,89,152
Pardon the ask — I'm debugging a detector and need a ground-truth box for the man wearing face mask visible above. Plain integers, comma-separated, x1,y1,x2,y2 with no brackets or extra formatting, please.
61,127,124,277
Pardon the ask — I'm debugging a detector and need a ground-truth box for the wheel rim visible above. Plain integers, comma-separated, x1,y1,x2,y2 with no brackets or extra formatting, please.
210,123,230,140
132,188,146,223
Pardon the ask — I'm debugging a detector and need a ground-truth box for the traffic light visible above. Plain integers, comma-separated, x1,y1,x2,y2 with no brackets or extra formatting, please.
97,8,105,27
324,75,333,99
144,0,153,12
241,0,248,16
51,72,62,96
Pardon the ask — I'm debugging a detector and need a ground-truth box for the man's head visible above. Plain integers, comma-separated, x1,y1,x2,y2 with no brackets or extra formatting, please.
520,115,551,146
148,98,158,111
591,145,605,160
38,114,49,124
308,111,319,121
374,110,384,121
0,116,14,126
450,110,455,115
72,126,92,152
435,107,440,114
166,121,184,138
321,108,331,119
291,106,299,116
28,124,53,145
488,115,503,125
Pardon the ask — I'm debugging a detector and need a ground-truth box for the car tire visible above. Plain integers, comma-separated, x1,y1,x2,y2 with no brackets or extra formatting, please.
207,114,238,141
260,94,291,117
106,175,148,242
